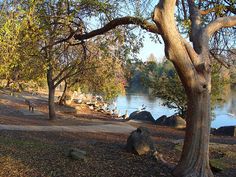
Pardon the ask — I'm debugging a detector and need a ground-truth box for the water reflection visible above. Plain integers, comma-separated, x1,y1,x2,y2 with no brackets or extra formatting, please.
228,88,236,115
213,86,236,128
115,86,236,128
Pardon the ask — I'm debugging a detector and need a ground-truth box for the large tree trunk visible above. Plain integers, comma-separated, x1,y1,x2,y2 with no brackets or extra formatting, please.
47,64,56,120
153,1,214,176
173,86,213,177
48,87,56,120
48,85,56,119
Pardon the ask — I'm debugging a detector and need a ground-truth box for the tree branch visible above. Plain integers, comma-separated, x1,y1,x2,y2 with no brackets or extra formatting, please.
187,0,202,33
74,16,160,41
204,16,236,38
182,38,202,67
41,29,79,51
199,7,215,15
210,50,231,68
54,65,80,88
52,63,72,83
181,0,187,20
199,5,236,16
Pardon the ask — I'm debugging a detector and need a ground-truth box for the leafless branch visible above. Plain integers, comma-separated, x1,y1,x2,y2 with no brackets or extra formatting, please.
210,50,231,68
204,16,236,38
74,16,160,41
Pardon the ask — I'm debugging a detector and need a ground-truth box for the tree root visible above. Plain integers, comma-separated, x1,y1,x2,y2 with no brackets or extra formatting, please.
153,151,176,171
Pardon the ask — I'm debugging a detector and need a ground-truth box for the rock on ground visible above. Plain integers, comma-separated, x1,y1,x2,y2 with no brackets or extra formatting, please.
126,127,156,155
66,148,87,161
156,115,186,129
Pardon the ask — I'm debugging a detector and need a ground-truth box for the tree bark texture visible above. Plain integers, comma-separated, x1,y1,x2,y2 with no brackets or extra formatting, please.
153,1,213,176
48,84,56,119
47,64,56,120
173,90,213,177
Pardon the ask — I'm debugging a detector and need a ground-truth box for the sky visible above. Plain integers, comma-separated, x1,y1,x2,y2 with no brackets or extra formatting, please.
87,14,165,62
138,34,165,62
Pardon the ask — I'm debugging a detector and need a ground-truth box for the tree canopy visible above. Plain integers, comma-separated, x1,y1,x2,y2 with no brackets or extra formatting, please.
0,0,127,118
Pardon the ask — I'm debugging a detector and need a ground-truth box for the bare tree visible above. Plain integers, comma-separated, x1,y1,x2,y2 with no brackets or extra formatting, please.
74,0,236,176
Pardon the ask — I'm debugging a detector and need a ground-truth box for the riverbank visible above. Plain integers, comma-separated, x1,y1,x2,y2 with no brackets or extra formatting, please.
0,90,236,177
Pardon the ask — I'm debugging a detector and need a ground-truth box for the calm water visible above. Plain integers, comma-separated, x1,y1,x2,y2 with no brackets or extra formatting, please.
114,87,236,128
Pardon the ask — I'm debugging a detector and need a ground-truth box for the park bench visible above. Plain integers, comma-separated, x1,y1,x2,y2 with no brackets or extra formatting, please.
25,99,36,112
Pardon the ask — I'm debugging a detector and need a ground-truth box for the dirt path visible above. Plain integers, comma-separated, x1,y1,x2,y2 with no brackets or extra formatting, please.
0,123,136,133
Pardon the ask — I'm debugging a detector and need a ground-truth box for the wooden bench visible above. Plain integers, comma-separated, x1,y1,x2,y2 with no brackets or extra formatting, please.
25,99,36,112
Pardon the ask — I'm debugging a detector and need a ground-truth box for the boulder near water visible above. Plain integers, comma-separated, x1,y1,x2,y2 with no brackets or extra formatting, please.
156,115,186,129
155,115,168,124
126,127,156,155
212,126,236,137
129,111,155,123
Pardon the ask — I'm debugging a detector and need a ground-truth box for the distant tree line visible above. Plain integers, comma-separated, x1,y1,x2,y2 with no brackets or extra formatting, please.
126,54,233,118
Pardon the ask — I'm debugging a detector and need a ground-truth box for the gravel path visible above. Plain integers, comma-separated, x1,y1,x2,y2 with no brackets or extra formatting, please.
0,123,136,133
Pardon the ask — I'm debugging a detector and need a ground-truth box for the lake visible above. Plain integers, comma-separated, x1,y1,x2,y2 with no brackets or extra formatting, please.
113,86,236,128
